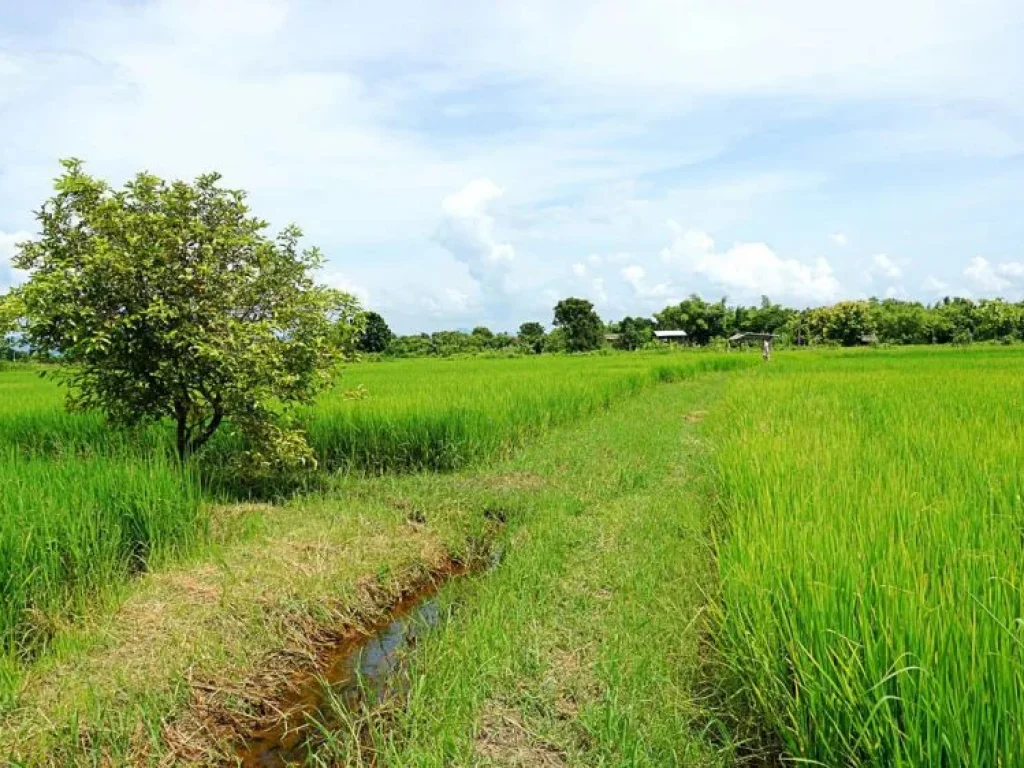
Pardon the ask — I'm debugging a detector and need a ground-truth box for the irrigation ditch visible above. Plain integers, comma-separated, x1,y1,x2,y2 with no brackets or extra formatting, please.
217,540,507,767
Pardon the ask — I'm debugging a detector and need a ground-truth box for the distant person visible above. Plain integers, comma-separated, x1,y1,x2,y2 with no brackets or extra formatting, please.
762,337,771,362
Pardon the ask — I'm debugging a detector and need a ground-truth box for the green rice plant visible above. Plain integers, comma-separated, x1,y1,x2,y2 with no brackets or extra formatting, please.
706,346,1024,764
308,352,751,473
0,450,204,660
0,350,752,696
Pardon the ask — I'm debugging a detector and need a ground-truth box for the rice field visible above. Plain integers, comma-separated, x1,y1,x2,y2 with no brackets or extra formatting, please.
5,345,1024,764
707,346,1024,764
0,351,748,680
308,352,748,472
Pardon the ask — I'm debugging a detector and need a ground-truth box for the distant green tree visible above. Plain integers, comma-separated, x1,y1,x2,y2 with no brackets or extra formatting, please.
518,322,546,354
974,299,1020,341
553,297,603,352
544,327,568,353
784,309,814,346
471,326,494,340
388,333,432,357
817,301,875,346
615,316,655,350
869,299,931,345
749,295,793,334
490,331,514,350
0,290,21,361
13,159,362,463
655,294,728,345
932,297,976,344
357,311,394,353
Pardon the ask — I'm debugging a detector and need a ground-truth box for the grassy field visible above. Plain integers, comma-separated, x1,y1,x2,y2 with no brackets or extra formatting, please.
707,346,1024,764
309,353,746,472
0,351,748,710
3,346,1024,765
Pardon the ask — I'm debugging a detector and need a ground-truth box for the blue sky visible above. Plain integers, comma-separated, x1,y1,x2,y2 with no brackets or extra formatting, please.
1,0,1023,333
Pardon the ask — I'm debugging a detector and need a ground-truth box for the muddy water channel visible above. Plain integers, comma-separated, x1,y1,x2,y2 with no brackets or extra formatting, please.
237,550,501,767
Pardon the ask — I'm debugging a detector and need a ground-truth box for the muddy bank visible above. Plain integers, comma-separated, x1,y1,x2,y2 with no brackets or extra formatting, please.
159,539,502,767
236,558,476,767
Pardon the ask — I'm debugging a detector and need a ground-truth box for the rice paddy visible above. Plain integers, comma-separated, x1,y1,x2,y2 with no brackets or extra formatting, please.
3,345,1024,765
0,351,747,690
707,346,1024,764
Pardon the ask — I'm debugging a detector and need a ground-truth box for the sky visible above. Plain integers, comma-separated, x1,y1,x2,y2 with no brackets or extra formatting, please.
1,0,1023,333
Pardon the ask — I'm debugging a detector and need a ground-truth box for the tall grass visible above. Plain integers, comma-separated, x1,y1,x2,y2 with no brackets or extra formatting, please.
0,451,204,657
707,346,1024,764
0,351,751,687
309,353,750,472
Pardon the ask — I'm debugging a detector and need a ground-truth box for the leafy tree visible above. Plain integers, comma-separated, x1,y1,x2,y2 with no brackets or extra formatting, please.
553,297,603,352
932,297,976,344
357,310,394,353
544,327,568,353
518,322,545,354
614,316,655,350
471,326,494,340
869,299,931,345
388,333,432,357
429,330,476,356
748,295,793,334
0,291,21,361
817,300,875,346
655,295,728,345
490,331,514,350
974,299,1020,341
14,159,361,463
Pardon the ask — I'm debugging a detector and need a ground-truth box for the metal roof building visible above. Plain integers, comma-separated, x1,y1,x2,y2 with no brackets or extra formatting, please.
653,330,688,344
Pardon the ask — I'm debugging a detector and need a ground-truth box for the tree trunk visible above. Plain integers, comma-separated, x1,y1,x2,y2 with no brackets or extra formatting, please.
175,399,190,463
187,401,223,457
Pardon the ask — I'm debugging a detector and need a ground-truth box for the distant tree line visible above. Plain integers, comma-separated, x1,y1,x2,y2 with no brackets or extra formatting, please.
347,294,1024,358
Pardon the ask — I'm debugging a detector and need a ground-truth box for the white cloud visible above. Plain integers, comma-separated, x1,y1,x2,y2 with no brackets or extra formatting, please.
963,256,1024,295
621,264,674,299
621,264,646,285
871,253,903,280
660,222,841,304
571,262,588,277
437,178,515,298
320,269,371,307
923,275,949,295
830,232,849,247
0,230,32,290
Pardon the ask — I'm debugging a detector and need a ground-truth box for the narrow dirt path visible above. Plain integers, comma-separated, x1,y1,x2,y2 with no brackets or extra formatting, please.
307,377,734,767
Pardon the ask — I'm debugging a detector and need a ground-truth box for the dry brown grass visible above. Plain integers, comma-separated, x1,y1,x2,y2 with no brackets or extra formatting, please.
474,701,568,768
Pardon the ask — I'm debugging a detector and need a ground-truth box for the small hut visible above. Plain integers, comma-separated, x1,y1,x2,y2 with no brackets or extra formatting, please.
728,332,778,348
653,330,688,345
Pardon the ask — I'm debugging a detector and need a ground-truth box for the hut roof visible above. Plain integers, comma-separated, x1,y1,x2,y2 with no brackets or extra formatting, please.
728,332,778,342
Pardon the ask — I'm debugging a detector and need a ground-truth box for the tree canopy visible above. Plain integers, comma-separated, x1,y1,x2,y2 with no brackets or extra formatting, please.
356,311,394,353
613,316,654,350
0,291,22,361
13,159,361,463
553,297,603,352
517,322,546,354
